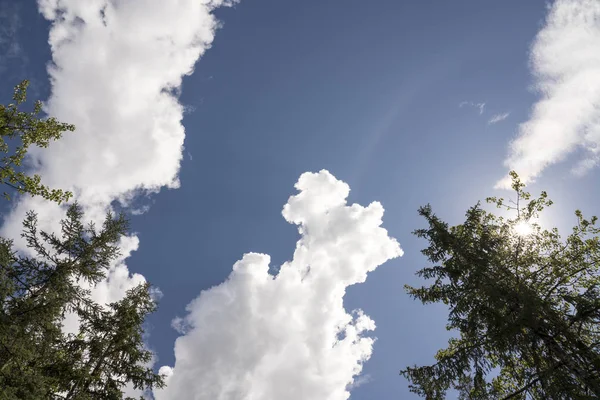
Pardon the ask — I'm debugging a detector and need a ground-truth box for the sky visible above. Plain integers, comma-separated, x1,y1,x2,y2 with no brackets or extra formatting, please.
0,0,599,399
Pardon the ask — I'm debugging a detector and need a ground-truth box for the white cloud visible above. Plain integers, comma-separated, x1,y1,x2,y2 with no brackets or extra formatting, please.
346,373,373,390
0,0,236,301
154,170,402,400
497,0,600,188
572,157,598,176
131,204,152,216
459,101,486,115
488,112,510,125
32,0,235,207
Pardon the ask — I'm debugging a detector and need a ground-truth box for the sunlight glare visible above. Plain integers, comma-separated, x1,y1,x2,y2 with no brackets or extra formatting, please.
514,221,533,237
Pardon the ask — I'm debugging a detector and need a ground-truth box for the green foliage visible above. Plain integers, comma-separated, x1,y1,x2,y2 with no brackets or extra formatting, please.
0,80,74,203
401,171,600,399
0,204,164,399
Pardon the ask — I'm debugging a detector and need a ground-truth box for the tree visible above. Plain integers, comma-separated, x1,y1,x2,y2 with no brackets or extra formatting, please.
401,171,600,399
0,204,164,399
0,80,74,203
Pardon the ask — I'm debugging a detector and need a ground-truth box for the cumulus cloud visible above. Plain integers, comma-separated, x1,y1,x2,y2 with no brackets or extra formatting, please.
496,0,600,188
32,0,234,206
154,170,403,400
459,100,486,115
488,112,510,125
1,0,236,299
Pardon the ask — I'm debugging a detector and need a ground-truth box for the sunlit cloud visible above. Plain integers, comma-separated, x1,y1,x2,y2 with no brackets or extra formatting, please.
488,112,510,125
459,100,486,115
155,170,402,400
497,0,600,188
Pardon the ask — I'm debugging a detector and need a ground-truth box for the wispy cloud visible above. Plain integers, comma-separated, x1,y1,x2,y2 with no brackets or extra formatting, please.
347,374,373,390
571,158,598,176
154,170,402,400
496,0,600,188
459,100,486,115
488,112,511,125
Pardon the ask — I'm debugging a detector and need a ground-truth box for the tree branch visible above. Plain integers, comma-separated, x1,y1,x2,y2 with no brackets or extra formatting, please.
501,377,540,400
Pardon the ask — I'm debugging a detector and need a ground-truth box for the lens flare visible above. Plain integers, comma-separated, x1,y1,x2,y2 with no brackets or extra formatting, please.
514,221,533,236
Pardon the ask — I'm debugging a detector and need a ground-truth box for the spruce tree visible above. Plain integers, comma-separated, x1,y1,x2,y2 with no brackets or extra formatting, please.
402,172,600,399
0,204,164,399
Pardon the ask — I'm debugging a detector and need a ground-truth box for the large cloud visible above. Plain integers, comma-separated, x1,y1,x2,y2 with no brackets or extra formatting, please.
155,170,403,400
1,0,236,301
497,0,600,188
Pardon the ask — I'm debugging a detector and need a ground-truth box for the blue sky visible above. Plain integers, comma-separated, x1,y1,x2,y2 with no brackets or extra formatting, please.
1,0,600,398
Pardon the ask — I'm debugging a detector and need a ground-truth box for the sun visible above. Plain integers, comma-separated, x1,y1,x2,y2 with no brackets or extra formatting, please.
514,221,534,236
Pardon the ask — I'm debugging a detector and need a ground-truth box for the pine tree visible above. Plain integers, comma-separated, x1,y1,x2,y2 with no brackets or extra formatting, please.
401,172,600,399
0,204,164,399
